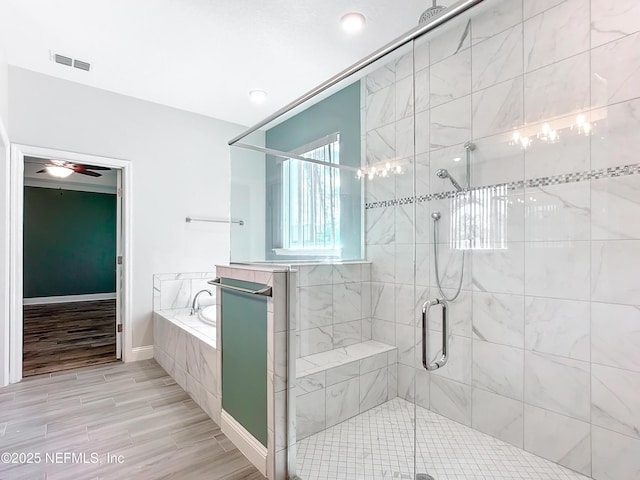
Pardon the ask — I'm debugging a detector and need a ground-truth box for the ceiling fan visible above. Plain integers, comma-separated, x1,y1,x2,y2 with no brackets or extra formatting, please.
36,160,111,178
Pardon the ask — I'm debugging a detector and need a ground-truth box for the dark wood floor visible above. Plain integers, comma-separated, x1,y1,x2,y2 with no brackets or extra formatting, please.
23,300,117,377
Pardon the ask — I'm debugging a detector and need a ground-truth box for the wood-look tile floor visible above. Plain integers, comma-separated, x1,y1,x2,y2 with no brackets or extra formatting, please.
0,360,266,480
23,300,118,377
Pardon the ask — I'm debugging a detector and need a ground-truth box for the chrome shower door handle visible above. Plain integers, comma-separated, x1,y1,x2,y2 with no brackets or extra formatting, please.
421,298,449,371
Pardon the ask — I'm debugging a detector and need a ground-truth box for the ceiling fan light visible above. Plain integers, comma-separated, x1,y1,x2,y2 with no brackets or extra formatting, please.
45,165,73,178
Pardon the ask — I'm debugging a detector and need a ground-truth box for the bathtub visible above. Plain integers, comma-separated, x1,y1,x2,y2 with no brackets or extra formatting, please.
153,305,221,424
156,306,217,348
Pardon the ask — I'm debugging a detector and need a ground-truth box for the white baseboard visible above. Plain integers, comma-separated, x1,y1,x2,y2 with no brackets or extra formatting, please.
221,409,267,477
129,346,154,362
23,292,117,305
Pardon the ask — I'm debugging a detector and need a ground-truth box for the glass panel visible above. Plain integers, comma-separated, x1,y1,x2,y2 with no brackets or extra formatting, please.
231,80,364,263
413,0,610,478
290,42,416,480
230,138,268,263
359,39,418,480
413,7,481,479
227,0,640,476
230,40,417,479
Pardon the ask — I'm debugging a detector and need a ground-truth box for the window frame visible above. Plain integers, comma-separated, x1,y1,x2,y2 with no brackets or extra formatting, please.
275,132,342,257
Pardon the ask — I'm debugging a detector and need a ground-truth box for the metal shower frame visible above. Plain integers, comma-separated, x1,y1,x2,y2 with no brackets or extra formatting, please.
228,0,486,147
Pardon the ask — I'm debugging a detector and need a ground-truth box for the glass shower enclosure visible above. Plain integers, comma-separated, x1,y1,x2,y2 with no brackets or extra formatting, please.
228,0,640,478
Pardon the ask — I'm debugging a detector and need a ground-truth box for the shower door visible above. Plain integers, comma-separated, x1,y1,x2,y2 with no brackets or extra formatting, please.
228,0,640,477
410,23,477,478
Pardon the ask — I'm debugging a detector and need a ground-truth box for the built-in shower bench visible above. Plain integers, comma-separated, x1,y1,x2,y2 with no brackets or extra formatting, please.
295,340,397,439
296,340,396,378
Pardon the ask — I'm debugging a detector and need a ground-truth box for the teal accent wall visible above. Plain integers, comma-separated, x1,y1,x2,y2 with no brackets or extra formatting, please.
265,80,362,260
221,278,268,447
23,187,117,298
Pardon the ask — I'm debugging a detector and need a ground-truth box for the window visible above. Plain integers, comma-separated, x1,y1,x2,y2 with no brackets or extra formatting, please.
279,133,341,256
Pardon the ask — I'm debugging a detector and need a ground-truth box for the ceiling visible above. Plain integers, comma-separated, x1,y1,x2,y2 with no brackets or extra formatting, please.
4,0,459,127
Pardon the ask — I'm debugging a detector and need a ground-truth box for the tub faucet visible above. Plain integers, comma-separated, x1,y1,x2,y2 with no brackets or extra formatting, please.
191,289,213,315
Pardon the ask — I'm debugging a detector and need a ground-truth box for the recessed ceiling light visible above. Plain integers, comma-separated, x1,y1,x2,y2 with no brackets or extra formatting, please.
340,12,366,33
249,89,267,103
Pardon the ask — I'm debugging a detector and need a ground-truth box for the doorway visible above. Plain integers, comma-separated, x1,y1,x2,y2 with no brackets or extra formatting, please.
7,145,133,384
22,156,121,376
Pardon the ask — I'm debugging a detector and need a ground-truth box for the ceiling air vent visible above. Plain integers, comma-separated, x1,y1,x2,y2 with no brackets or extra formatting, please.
73,59,91,71
54,54,72,67
51,52,91,72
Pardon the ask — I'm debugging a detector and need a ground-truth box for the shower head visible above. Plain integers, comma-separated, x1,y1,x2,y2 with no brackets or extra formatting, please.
418,0,446,25
436,168,463,192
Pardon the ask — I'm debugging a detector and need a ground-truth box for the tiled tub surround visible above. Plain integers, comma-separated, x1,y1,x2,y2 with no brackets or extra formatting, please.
153,271,217,311
155,267,290,480
153,309,221,424
358,0,640,479
153,272,221,424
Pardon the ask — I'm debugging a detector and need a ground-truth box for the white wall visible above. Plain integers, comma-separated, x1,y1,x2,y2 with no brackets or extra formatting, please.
8,66,262,348
0,129,7,388
0,0,8,128
0,0,10,386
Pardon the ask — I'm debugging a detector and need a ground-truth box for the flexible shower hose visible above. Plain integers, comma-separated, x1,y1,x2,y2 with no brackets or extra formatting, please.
433,215,465,302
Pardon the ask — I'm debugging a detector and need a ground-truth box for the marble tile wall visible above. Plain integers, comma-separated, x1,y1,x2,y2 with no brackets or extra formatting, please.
361,1,640,479
153,272,217,311
294,263,401,443
296,343,397,440
296,262,374,357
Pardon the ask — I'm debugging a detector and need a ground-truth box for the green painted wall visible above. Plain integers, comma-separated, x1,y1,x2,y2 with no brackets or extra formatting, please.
221,278,268,447
23,187,117,298
265,80,362,260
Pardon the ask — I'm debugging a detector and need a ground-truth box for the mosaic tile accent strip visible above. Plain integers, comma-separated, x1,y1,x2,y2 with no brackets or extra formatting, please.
296,398,590,480
364,163,640,209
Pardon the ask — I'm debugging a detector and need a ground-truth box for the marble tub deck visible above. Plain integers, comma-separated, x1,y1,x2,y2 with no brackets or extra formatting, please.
156,307,217,349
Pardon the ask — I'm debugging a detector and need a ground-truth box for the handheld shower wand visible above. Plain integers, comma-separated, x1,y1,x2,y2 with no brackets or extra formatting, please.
431,141,477,302
436,169,463,192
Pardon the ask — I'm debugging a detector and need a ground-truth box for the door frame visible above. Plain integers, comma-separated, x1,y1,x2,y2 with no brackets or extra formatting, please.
0,120,9,388
7,144,133,383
